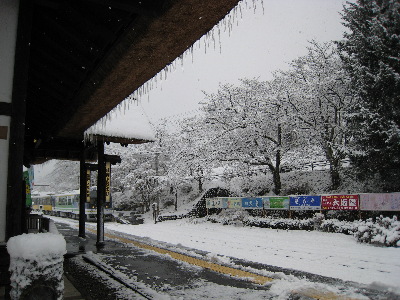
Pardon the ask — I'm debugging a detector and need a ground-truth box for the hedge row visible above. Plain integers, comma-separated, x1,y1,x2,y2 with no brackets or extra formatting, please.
205,214,400,247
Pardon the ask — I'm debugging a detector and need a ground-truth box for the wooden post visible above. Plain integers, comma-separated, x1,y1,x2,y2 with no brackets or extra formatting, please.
96,141,105,247
6,0,33,240
79,148,86,238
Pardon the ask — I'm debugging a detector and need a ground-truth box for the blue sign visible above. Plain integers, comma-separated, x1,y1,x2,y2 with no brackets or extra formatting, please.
242,197,263,209
289,195,321,210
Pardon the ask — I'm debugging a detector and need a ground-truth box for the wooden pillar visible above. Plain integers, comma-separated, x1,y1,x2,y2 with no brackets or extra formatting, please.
5,0,32,240
79,149,86,238
96,141,105,247
0,0,19,244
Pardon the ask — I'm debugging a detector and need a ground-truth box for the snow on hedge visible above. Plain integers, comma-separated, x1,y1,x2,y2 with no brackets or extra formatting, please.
205,212,400,247
355,216,400,247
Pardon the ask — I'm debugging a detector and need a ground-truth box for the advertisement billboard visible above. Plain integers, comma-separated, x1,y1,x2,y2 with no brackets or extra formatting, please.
227,197,242,209
206,198,225,208
263,196,289,209
360,193,400,211
289,195,321,210
242,197,263,209
321,195,359,210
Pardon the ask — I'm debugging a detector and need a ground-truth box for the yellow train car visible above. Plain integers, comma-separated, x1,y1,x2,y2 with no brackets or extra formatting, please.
31,193,53,214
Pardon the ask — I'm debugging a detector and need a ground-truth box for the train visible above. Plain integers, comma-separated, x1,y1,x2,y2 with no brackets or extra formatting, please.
31,188,113,221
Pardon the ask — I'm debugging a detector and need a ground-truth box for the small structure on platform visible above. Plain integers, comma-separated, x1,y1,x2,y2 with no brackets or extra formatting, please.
81,113,155,247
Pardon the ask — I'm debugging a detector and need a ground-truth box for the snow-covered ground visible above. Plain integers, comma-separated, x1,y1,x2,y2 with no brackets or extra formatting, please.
53,215,400,297
106,220,400,287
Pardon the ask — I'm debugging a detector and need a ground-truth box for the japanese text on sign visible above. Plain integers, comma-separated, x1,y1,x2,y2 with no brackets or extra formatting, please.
206,198,225,208
105,162,111,202
242,197,263,209
322,195,359,210
289,195,321,210
86,169,91,202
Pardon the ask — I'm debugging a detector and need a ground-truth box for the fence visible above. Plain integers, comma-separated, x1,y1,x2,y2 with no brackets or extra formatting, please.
26,214,50,233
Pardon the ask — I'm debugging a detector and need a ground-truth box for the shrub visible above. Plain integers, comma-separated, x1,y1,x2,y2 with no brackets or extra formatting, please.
354,216,400,247
320,219,356,235
204,212,400,247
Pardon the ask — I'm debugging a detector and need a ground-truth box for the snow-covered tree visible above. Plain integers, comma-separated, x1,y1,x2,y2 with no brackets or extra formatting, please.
167,116,212,194
107,140,168,210
277,42,355,189
38,160,79,192
201,79,299,195
337,0,400,188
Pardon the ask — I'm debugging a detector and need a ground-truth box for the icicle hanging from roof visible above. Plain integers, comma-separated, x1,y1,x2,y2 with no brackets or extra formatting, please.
85,0,263,143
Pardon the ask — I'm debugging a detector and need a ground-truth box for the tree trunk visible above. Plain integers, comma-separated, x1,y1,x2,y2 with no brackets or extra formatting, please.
267,162,281,195
272,168,281,195
325,145,341,190
174,191,178,211
198,177,203,193
329,162,341,190
273,124,282,195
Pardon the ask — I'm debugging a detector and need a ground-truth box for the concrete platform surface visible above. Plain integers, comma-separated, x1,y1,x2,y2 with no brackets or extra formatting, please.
64,275,85,300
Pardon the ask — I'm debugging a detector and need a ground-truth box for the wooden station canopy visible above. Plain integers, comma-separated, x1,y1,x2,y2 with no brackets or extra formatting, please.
23,0,241,165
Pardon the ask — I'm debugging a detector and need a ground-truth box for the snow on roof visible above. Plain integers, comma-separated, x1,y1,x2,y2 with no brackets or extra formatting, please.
84,104,156,143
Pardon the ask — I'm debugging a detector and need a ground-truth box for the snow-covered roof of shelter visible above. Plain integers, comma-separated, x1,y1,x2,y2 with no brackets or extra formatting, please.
85,105,156,144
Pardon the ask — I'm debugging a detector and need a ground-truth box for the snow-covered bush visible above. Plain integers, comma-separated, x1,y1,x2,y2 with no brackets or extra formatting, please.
354,216,400,247
320,219,356,235
245,216,314,230
208,209,250,226
207,214,315,230
7,233,66,300
205,212,400,247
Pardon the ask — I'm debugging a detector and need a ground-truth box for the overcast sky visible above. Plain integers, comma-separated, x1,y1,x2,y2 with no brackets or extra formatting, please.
112,0,349,129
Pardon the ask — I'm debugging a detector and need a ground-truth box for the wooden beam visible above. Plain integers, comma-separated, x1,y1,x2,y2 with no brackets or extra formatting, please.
104,154,121,165
39,13,98,58
67,4,115,45
31,47,87,84
82,0,161,16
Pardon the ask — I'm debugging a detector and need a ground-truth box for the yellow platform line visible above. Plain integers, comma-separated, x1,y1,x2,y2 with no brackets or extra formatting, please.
291,288,360,300
84,227,360,299
86,227,273,285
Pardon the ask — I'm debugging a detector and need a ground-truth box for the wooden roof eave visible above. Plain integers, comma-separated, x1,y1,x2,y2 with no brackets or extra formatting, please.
86,134,154,146
58,0,240,139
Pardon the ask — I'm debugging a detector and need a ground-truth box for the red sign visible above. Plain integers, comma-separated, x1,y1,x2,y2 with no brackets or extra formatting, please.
321,195,359,210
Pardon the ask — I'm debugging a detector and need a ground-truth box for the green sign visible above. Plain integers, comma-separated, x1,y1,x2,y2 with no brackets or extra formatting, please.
263,196,289,209
23,171,32,206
